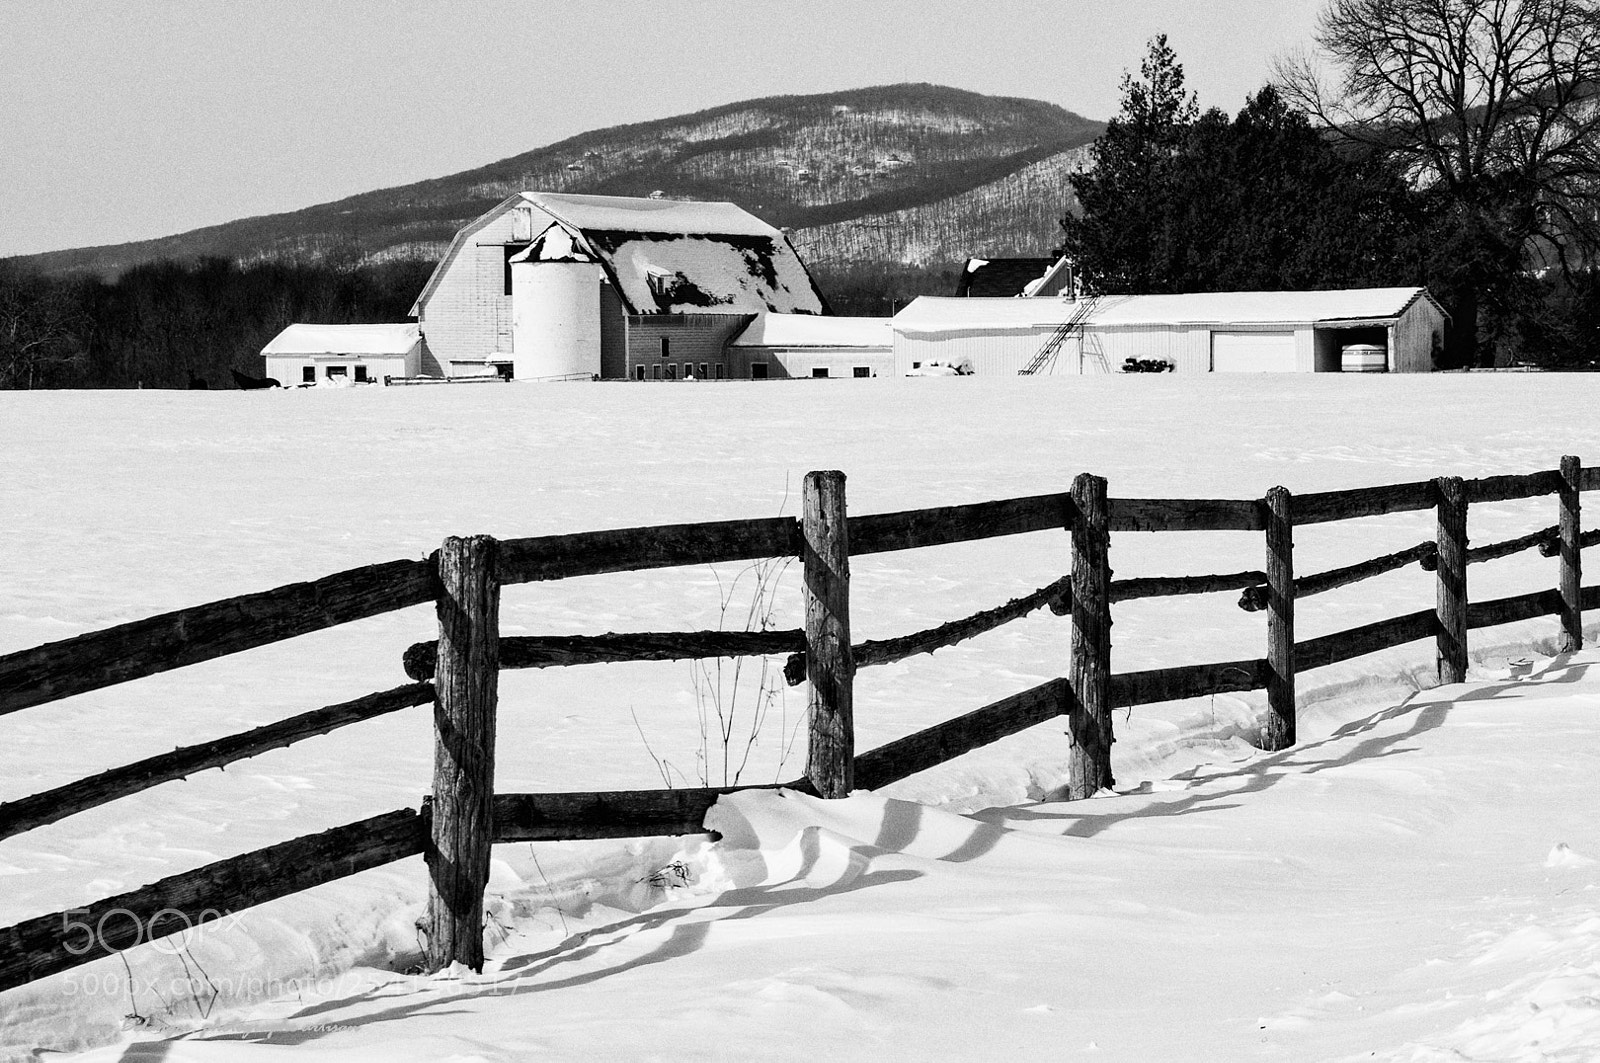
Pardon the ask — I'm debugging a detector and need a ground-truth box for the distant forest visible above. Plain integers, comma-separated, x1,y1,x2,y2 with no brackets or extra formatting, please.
0,256,436,389
0,255,966,389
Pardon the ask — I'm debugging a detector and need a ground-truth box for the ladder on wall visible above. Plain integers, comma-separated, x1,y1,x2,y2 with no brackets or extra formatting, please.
1018,298,1098,376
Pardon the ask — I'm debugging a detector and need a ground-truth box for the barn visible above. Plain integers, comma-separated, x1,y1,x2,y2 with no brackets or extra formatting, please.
892,287,1448,375
261,323,423,385
726,312,893,379
410,192,829,381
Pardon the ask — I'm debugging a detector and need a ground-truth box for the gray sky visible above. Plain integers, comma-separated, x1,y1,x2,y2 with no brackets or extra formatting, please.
0,0,1327,257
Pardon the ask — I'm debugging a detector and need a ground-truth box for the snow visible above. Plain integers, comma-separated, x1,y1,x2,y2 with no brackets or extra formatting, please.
729,312,892,348
4,374,1600,1061
259,324,420,357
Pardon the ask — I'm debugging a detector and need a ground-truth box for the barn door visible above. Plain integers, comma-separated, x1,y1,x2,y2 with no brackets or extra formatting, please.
1210,331,1296,372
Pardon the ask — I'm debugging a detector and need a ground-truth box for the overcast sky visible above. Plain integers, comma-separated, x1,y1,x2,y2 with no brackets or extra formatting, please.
0,0,1328,257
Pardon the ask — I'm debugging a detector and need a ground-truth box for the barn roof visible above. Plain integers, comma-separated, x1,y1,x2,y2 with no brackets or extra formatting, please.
414,192,829,318
261,323,420,356
730,312,892,348
895,288,1445,334
954,258,1058,297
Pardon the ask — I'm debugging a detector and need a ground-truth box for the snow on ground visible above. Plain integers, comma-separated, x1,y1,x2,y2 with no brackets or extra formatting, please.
3,374,1600,1060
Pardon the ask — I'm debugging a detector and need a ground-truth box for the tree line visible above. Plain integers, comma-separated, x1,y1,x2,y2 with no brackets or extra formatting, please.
0,254,435,389
1060,0,1600,369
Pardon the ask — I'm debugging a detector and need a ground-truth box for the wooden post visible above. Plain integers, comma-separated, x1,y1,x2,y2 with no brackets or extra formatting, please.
1559,455,1583,653
1435,477,1468,684
1263,487,1296,751
1068,473,1113,798
425,535,500,973
803,471,854,798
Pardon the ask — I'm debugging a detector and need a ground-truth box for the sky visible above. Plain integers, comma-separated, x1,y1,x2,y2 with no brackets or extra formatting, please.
0,0,1327,257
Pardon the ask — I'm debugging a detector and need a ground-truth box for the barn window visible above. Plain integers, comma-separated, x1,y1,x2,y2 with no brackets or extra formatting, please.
635,365,646,381
812,367,829,378
665,363,677,380
326,365,347,378
751,362,768,379
503,244,530,295
651,364,661,380
302,367,315,383
715,363,725,379
660,336,670,358
853,366,871,378
699,362,709,379
683,363,695,379
354,365,369,382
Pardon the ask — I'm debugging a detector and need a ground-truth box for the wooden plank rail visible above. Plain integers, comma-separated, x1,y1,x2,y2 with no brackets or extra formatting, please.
1112,570,1266,602
848,493,1071,555
497,516,801,584
1111,658,1268,707
0,682,434,841
1295,480,1436,524
854,679,1072,791
1466,588,1562,629
491,784,808,842
783,576,1072,687
1467,527,1558,565
1108,497,1263,532
1296,608,1438,672
0,558,436,718
0,808,425,994
1464,471,1563,504
1584,466,1600,493
406,630,808,682
1239,542,1436,611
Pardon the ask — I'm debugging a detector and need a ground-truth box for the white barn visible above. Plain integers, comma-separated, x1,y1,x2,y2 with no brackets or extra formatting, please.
892,288,1448,375
410,192,829,381
261,323,423,385
726,312,893,379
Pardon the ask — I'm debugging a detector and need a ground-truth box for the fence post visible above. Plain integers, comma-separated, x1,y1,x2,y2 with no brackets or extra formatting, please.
425,534,500,973
1068,473,1113,798
1435,477,1468,684
1560,455,1583,653
803,471,854,798
1263,486,1296,751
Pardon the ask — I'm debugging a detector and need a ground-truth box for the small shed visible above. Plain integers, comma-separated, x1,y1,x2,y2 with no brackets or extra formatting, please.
262,323,423,385
727,313,893,379
892,287,1447,375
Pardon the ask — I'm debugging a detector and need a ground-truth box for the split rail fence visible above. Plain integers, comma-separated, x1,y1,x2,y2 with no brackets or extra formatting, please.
1,460,1596,991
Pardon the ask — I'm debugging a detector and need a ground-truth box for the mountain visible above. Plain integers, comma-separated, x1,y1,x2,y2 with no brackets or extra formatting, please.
17,84,1102,278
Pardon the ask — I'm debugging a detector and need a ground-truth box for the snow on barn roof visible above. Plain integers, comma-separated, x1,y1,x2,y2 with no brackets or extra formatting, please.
261,323,420,356
730,312,892,348
894,288,1443,334
413,192,828,318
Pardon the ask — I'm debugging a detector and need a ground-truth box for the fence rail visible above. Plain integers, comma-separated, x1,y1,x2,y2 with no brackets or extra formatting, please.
1,457,1594,992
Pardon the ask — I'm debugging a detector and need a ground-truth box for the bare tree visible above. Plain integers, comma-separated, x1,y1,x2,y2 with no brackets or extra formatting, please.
0,263,89,389
1279,0,1600,363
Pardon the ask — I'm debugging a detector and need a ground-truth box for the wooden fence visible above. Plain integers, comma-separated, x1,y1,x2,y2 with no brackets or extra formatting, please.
1,460,1595,992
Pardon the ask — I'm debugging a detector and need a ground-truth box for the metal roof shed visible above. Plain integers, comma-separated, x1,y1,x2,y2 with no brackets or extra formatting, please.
891,288,1448,376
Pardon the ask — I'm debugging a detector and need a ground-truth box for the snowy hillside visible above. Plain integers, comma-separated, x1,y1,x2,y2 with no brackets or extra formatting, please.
4,374,1600,1060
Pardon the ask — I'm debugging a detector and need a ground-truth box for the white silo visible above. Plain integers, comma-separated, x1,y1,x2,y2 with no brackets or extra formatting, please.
509,226,604,381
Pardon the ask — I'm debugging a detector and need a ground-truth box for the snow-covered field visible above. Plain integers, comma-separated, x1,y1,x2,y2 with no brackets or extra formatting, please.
4,374,1600,1060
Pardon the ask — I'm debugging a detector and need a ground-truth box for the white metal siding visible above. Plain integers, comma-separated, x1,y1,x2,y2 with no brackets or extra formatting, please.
893,328,1057,376
1210,331,1297,371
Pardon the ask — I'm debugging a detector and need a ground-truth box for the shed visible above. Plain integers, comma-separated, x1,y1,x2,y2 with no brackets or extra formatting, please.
261,323,423,385
727,313,893,379
892,287,1448,375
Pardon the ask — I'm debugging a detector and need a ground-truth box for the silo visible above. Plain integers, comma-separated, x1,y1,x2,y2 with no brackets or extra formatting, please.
510,239,604,381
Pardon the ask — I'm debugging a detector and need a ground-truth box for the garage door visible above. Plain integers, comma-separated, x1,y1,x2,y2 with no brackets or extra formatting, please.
1210,331,1296,372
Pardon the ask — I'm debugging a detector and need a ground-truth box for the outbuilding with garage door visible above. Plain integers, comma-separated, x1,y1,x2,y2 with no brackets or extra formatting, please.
892,287,1447,375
